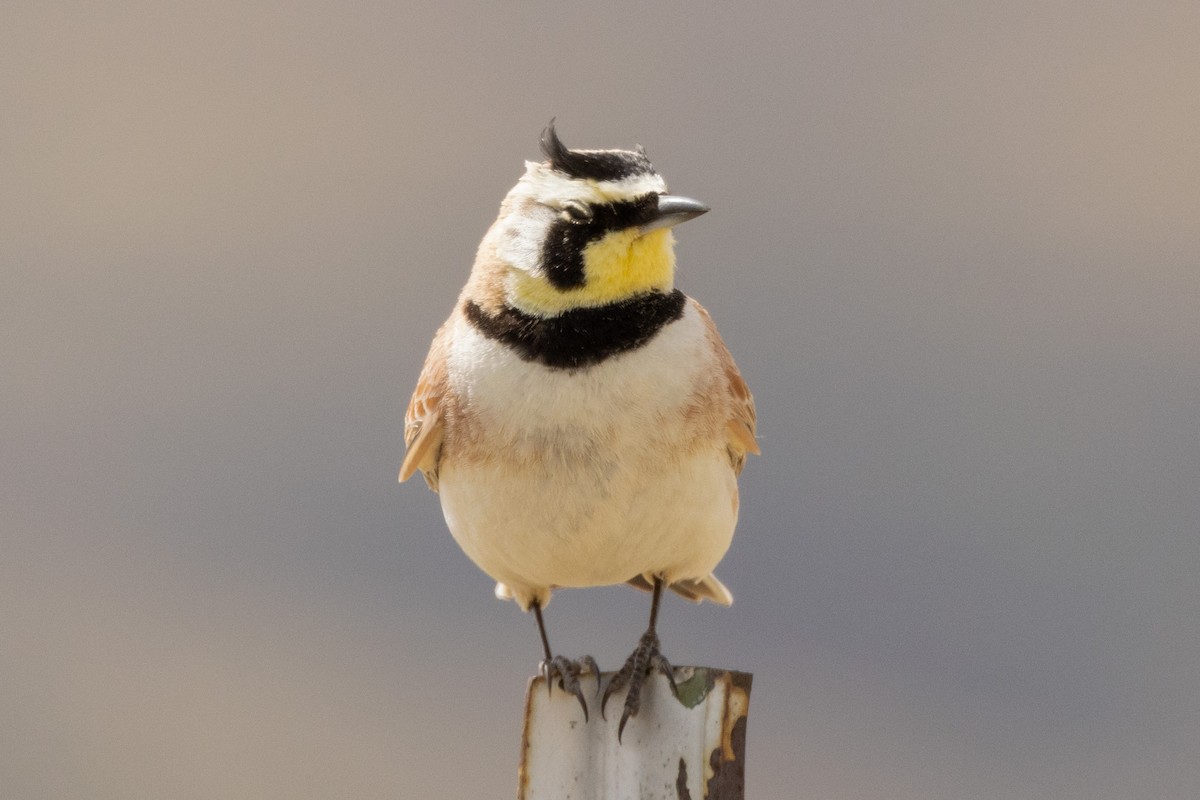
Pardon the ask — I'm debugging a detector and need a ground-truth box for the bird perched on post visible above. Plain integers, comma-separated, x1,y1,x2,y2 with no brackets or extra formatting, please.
400,121,758,738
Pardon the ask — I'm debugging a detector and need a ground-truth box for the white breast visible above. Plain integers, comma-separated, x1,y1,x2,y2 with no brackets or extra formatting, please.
437,303,738,608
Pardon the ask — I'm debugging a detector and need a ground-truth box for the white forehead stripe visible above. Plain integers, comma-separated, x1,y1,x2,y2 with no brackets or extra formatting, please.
515,162,667,207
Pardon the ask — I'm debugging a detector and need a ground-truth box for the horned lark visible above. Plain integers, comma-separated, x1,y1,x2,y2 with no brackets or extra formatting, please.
400,121,758,737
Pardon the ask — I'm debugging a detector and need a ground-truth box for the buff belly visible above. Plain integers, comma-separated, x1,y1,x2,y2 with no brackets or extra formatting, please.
438,447,737,604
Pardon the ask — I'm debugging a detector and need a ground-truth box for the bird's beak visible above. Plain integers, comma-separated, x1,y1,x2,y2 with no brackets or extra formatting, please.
637,195,709,236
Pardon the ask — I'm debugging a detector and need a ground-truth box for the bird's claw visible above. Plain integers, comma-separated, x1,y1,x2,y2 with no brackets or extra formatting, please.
579,655,602,698
540,655,601,722
600,629,677,742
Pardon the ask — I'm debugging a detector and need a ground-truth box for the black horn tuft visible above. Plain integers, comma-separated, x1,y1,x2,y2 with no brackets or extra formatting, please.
540,118,571,167
537,119,655,182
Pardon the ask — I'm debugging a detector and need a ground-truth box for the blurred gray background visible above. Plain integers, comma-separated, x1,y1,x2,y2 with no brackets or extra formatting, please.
4,2,1198,797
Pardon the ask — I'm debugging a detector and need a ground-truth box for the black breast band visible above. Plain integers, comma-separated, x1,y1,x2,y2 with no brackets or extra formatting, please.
463,289,687,370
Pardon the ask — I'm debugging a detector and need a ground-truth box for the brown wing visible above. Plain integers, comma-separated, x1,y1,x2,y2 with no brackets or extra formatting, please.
692,299,760,473
398,319,452,490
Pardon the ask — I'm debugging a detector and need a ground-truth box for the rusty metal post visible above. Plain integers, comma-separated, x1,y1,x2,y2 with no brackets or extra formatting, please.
518,667,752,800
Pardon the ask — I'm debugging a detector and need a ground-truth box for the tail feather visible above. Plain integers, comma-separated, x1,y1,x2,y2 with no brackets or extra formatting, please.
625,573,734,606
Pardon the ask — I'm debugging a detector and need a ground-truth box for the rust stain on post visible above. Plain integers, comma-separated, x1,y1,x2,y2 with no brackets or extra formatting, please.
704,671,751,799
676,758,693,800
516,676,538,799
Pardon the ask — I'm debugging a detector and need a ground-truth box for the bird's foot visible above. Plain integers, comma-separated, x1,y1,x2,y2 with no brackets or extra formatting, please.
600,629,678,741
540,655,601,721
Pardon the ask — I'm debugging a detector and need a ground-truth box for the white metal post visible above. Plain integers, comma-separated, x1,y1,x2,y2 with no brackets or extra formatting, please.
518,667,752,800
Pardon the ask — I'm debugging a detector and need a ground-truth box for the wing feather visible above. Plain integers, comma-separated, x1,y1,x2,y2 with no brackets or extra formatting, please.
691,299,760,472
399,319,452,490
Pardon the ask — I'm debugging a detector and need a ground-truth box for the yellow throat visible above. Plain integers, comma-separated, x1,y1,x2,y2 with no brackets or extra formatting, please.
510,229,676,316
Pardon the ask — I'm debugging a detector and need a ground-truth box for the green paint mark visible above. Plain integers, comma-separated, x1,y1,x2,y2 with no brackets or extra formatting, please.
674,668,715,709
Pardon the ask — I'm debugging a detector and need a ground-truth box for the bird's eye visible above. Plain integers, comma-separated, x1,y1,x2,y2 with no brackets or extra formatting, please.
561,201,593,223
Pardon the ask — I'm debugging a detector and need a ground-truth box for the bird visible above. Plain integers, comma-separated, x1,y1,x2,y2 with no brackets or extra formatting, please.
399,120,758,738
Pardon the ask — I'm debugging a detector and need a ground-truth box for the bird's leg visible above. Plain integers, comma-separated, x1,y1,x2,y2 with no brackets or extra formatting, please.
600,576,678,741
533,601,600,721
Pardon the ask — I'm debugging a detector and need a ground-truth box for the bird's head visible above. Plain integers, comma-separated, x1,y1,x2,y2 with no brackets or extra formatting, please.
478,120,708,317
